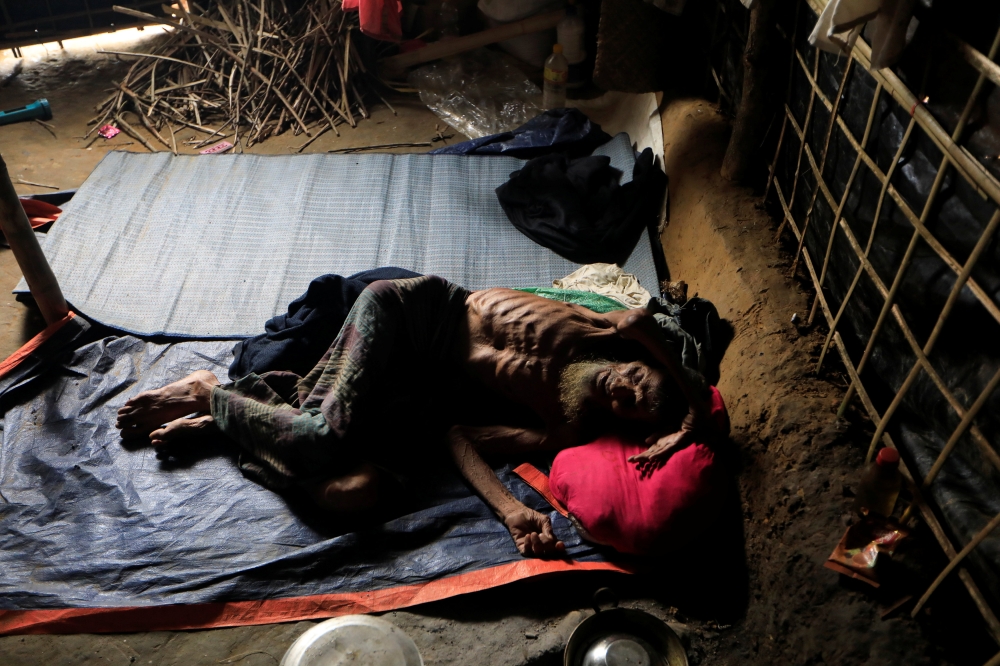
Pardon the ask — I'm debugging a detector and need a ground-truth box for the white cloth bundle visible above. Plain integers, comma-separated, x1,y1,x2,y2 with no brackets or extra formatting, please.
553,263,653,308
809,0,917,70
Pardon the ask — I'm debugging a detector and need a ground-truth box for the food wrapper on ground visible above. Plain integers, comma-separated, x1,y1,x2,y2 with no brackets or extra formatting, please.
98,124,120,139
200,141,234,155
824,515,910,587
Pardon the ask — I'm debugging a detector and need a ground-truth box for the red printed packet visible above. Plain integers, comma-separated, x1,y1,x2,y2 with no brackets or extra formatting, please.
98,124,120,139
824,515,909,587
200,141,233,155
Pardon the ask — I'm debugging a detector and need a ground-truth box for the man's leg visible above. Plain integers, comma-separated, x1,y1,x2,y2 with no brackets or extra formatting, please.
117,276,468,494
306,462,381,512
123,380,384,513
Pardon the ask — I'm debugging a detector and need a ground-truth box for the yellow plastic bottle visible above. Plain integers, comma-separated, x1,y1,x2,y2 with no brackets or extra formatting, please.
853,448,902,518
542,44,569,110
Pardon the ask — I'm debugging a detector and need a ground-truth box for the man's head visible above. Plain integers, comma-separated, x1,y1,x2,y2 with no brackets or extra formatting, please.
559,358,670,424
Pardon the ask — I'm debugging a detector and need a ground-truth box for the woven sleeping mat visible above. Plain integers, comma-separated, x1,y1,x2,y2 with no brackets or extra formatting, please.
18,133,661,338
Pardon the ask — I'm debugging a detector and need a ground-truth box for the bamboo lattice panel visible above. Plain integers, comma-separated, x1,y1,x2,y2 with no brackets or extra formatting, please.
767,0,1000,661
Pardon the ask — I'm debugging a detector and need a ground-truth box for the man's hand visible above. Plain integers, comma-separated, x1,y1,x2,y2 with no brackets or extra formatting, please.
504,508,566,558
628,408,699,477
615,310,659,342
628,428,694,478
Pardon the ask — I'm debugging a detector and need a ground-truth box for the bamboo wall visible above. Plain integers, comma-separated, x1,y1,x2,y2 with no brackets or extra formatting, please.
752,0,1000,661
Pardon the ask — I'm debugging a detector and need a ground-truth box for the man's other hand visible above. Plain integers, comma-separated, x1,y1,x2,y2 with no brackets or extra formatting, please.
504,508,566,558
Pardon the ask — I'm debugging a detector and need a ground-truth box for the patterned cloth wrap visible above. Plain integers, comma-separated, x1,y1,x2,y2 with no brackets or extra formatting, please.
210,276,470,490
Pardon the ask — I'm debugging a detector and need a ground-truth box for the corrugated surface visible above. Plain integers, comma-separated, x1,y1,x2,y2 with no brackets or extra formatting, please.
20,133,660,338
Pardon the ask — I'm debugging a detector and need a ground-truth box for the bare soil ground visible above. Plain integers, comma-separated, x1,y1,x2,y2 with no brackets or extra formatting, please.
0,37,993,666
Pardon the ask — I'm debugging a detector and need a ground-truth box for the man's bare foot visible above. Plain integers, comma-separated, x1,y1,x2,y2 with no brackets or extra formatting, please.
310,463,382,513
149,414,217,457
116,370,221,436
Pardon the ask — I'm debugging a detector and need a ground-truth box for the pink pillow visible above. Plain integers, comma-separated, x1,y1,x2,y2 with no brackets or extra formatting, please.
549,387,729,555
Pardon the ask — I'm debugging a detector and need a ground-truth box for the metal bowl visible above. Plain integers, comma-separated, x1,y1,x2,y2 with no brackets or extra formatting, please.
280,615,423,666
581,632,661,666
565,591,687,666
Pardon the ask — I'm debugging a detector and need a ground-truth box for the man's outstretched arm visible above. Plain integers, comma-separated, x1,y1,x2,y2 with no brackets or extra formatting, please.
447,425,568,558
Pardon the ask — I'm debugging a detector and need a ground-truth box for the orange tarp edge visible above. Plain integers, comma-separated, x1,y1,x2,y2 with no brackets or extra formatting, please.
0,559,631,635
0,311,75,379
513,463,569,516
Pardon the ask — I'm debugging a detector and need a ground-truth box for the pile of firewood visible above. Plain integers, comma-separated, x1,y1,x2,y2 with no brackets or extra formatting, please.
91,1,379,151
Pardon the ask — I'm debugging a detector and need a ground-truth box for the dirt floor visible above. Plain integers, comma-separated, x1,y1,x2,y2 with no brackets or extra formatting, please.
0,32,996,666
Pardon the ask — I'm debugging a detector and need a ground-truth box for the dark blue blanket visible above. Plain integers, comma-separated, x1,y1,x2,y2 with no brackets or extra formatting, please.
429,108,611,159
229,267,420,379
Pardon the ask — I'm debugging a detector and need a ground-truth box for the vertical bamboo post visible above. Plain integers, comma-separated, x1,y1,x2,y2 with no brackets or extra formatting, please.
0,154,69,325
763,0,802,204
721,0,777,182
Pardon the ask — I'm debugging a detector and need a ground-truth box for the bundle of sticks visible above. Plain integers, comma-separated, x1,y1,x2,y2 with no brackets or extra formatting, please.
91,1,380,151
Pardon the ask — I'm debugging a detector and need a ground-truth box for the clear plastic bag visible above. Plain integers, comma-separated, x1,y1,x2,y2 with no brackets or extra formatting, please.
408,49,542,139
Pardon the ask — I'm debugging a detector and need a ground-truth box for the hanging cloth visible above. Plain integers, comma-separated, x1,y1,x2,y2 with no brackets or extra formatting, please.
342,0,403,42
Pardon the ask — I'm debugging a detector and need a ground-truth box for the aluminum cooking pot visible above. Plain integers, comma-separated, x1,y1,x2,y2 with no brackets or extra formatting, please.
564,589,688,666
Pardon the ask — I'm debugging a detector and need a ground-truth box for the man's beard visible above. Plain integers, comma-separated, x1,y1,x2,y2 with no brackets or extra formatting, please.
559,359,609,424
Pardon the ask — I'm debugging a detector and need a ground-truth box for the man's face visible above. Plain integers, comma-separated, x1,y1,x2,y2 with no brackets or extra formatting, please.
591,361,665,422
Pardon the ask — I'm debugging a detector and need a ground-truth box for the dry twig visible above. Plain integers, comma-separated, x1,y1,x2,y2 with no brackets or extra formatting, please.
328,141,432,153
15,179,59,189
100,1,370,149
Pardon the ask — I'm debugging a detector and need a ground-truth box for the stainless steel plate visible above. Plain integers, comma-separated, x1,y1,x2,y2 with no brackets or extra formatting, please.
280,615,423,666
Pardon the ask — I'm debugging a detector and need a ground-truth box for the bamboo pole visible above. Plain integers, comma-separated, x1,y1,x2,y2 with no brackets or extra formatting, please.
912,511,1000,617
806,80,882,326
951,32,1000,89
921,365,1000,489
381,10,565,70
721,0,777,182
763,0,800,204
773,1,1000,648
789,57,853,276
0,155,69,325
863,209,1000,460
773,50,820,241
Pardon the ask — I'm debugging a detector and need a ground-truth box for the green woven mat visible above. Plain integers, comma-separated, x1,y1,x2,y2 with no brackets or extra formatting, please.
515,287,627,313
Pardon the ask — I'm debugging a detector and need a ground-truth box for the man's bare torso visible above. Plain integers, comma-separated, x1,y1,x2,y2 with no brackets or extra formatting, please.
460,288,631,423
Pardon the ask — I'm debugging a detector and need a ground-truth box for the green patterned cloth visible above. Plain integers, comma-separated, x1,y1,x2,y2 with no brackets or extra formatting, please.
515,287,628,314
211,275,470,489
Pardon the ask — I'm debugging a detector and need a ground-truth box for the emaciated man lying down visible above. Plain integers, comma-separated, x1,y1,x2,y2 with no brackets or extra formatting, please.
116,276,714,557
